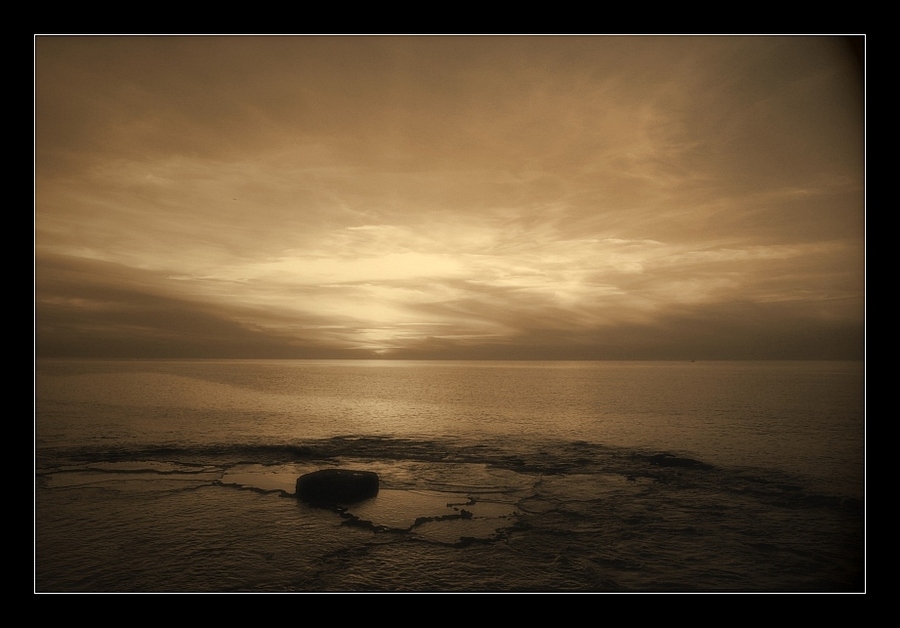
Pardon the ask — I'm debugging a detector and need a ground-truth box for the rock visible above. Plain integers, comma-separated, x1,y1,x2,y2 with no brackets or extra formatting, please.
295,469,380,503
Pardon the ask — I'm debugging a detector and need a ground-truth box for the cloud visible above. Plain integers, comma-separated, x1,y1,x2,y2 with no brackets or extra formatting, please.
35,37,864,360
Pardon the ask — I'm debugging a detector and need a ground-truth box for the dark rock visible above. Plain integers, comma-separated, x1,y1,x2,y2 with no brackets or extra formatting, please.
295,469,379,503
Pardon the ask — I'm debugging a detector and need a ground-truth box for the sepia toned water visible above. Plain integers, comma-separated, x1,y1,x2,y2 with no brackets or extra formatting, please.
35,359,864,592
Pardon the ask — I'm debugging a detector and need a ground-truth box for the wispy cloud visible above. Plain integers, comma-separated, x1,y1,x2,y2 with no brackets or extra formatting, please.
35,36,864,359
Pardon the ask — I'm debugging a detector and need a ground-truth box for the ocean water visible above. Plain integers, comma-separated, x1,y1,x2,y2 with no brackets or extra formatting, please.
34,359,865,592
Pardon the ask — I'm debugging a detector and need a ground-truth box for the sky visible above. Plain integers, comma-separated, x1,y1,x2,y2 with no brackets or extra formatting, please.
34,36,865,360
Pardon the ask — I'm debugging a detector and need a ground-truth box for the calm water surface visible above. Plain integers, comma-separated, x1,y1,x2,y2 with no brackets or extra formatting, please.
35,360,865,591
37,359,863,492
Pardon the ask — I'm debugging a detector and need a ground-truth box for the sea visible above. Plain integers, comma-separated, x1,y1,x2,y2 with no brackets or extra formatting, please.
34,359,865,592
